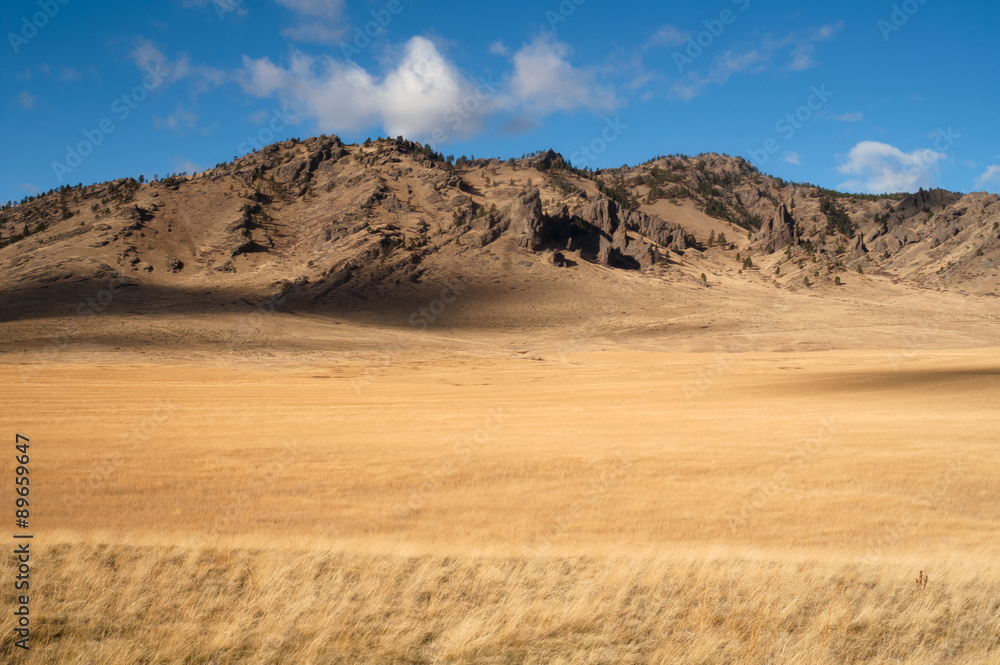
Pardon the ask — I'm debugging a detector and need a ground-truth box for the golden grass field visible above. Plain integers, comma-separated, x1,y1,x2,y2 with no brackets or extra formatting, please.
2,341,999,663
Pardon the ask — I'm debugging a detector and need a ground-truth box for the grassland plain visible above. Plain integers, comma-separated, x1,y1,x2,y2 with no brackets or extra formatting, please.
2,346,999,663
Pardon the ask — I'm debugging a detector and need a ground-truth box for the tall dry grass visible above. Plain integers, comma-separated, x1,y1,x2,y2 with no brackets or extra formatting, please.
3,540,999,664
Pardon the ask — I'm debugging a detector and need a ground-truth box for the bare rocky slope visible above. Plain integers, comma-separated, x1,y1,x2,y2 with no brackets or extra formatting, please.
1,135,998,328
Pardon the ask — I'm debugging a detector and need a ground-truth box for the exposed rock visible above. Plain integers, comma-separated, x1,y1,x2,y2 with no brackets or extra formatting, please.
849,232,868,257
505,189,546,250
526,149,567,171
755,202,796,254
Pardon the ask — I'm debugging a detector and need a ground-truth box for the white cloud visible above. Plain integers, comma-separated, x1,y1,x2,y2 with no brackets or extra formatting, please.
180,0,248,18
380,37,479,138
648,25,688,48
783,152,801,165
831,112,864,122
671,48,767,100
130,39,167,71
17,183,40,195
274,0,345,42
667,22,841,99
173,158,204,174
274,0,342,19
154,104,198,131
130,38,226,89
508,35,618,114
240,36,478,139
238,35,617,142
812,22,843,41
16,91,36,109
974,165,1000,190
837,141,946,193
788,44,816,70
488,41,508,56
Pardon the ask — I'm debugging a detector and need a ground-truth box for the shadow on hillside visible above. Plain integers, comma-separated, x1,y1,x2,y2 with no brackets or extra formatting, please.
0,275,540,332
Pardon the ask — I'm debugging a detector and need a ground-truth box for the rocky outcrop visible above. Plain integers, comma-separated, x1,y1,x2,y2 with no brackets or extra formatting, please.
849,231,868,257
505,189,546,250
573,199,667,269
755,203,796,254
526,149,566,171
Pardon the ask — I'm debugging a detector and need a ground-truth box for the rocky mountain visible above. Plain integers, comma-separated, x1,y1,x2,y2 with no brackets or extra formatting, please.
1,135,998,323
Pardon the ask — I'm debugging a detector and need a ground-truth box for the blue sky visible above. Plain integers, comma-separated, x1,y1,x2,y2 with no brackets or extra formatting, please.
2,0,998,205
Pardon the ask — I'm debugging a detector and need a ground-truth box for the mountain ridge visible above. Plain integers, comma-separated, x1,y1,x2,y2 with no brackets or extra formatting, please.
2,134,998,328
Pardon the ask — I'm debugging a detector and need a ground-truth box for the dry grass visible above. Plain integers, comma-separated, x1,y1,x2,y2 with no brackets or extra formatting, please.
2,541,999,664
2,347,999,663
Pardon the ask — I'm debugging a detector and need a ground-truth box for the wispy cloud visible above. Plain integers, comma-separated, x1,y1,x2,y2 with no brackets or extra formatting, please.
783,152,801,165
671,48,768,100
668,22,842,100
130,38,226,90
154,104,198,132
647,24,689,48
274,0,345,43
788,44,816,71
831,112,864,122
974,165,1000,190
172,158,204,174
16,91,36,109
507,35,618,114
